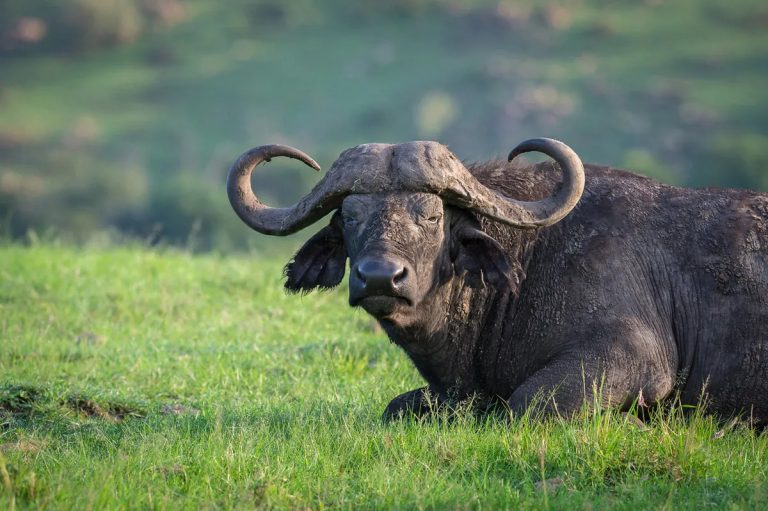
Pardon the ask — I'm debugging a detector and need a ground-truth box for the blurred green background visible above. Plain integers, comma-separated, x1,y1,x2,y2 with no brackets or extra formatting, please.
1,0,766,251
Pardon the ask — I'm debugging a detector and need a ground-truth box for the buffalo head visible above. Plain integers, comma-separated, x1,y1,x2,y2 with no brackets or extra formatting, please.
227,139,584,326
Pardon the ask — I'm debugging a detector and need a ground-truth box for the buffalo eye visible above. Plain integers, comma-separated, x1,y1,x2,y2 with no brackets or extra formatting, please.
342,214,358,228
413,211,442,229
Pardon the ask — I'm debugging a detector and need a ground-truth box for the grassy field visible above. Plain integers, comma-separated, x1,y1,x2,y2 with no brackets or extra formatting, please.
2,243,767,509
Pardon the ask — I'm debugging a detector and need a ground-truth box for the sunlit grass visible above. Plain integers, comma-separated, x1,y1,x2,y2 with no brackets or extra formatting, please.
1,244,766,509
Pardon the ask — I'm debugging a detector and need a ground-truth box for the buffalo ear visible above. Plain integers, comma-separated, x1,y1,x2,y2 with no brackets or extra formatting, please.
284,212,347,293
451,219,514,289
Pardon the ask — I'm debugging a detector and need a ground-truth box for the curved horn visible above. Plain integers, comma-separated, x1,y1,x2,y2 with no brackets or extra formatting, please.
422,137,584,228
226,144,337,236
499,137,586,227
228,142,407,236
380,138,584,229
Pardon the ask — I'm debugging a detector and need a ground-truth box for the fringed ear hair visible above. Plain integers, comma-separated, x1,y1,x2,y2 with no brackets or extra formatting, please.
284,212,347,293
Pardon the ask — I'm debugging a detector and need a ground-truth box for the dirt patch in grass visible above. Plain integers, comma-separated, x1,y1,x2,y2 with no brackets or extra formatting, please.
74,331,106,346
2,384,149,425
65,395,146,422
0,438,47,454
156,463,188,483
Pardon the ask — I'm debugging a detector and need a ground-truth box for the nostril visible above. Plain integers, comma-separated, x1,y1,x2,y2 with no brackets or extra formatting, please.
393,266,407,286
355,264,365,284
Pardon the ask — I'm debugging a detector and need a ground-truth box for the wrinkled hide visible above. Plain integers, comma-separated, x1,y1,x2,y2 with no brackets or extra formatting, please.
228,141,768,424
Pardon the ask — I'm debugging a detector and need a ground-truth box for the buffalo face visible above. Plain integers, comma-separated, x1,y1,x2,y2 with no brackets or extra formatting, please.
343,193,443,319
284,191,514,326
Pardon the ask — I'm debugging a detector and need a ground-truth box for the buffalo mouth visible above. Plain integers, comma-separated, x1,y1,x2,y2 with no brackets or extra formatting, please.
352,295,412,317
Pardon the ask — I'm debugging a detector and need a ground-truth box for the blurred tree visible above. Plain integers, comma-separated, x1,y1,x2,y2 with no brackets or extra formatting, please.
0,0,187,54
1,0,766,250
701,133,768,191
622,149,678,185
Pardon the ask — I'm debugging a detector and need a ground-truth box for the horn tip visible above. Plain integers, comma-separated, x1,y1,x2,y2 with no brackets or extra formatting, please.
507,148,523,162
507,137,564,162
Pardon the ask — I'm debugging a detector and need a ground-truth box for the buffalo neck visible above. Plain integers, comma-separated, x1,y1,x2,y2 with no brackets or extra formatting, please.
379,226,544,400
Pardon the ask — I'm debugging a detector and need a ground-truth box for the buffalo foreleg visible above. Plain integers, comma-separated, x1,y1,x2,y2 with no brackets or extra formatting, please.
382,386,444,421
506,354,665,418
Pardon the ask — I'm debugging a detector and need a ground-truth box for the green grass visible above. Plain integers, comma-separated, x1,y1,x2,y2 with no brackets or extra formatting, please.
1,243,767,509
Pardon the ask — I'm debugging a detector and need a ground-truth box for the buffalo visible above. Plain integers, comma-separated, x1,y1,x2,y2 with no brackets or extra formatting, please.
226,139,768,424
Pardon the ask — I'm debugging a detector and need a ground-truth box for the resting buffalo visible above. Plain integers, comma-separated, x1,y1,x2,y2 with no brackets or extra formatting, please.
226,138,768,424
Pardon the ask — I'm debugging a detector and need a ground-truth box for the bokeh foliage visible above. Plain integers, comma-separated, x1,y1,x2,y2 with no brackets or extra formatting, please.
1,0,767,250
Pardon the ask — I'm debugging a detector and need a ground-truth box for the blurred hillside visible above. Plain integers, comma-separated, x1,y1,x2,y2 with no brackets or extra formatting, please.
1,0,767,250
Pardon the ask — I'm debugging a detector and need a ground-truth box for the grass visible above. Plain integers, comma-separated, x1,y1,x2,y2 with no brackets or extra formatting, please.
1,243,767,509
